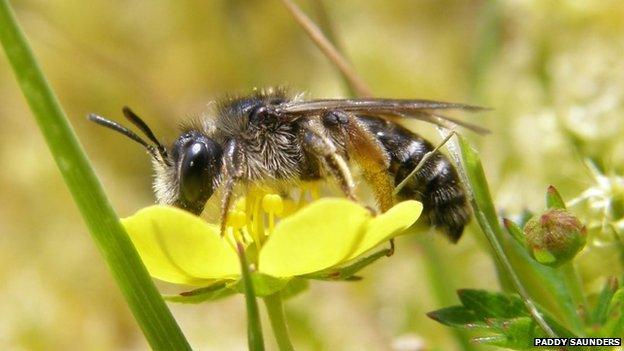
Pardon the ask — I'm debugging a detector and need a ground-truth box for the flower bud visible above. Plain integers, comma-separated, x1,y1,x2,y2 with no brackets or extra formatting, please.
523,209,587,267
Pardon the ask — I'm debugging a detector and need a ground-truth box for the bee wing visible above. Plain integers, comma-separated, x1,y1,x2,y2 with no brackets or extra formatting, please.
275,98,490,134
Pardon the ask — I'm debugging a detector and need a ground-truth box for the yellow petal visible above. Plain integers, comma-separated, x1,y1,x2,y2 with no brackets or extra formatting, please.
258,198,370,277
347,201,423,260
122,205,239,285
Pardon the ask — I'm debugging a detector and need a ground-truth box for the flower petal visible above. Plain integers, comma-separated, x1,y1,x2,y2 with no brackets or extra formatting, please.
121,205,239,285
347,200,423,260
258,198,370,277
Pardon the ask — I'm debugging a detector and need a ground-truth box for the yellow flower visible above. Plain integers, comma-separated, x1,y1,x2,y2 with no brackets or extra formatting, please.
121,191,422,288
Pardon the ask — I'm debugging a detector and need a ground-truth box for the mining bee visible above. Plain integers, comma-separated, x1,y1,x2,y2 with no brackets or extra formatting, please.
89,88,487,242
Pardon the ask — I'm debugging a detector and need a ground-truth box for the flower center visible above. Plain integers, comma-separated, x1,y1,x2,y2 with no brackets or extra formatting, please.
224,182,321,250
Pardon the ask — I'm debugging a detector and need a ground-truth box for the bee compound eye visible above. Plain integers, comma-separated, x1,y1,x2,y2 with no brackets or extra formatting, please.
180,142,210,203
178,138,222,205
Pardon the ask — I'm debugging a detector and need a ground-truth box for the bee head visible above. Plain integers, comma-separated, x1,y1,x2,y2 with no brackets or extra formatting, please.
88,107,222,215
166,131,222,214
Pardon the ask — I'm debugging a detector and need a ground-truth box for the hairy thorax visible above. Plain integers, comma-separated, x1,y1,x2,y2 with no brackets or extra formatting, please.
239,120,306,181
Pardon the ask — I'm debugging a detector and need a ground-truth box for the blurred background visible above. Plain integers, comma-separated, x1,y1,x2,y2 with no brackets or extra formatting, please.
1,0,623,350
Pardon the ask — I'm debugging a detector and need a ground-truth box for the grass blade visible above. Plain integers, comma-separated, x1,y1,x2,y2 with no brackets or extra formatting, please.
279,0,373,97
0,1,191,349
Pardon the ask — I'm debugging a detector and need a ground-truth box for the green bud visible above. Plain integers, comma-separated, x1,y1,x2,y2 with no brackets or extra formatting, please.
523,209,587,267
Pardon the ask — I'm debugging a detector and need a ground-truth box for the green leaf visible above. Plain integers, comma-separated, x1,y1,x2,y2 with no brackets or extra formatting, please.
546,185,566,209
0,1,190,349
426,306,487,330
480,317,537,349
429,290,578,350
458,289,528,319
122,205,240,285
591,277,619,326
603,287,624,337
164,282,236,304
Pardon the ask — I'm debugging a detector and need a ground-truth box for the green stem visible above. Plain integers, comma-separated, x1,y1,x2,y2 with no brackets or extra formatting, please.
560,261,588,334
0,1,190,349
457,136,558,338
264,293,295,351
238,242,265,351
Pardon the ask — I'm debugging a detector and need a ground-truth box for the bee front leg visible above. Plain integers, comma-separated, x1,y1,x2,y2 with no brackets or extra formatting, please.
220,139,245,237
300,121,358,203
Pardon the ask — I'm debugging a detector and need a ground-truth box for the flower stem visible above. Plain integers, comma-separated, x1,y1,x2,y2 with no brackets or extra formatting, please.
264,293,295,351
237,242,265,351
560,261,588,334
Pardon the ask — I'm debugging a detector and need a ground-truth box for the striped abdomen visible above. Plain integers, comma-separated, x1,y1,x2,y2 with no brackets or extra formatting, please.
358,115,471,242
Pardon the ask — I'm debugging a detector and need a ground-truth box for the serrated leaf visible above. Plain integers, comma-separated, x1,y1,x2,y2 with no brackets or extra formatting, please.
546,186,566,209
458,289,528,319
472,335,507,345
429,290,578,350
480,317,537,349
427,306,487,330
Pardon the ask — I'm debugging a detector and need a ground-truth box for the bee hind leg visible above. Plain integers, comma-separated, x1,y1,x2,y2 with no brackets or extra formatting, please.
300,120,358,202
323,111,398,255
322,111,397,212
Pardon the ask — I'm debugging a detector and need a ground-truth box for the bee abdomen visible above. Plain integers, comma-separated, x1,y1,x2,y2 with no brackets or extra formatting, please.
397,153,470,242
358,115,471,242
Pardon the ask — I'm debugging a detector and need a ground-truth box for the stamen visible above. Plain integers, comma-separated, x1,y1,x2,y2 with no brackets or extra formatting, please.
263,194,284,234
228,210,247,229
262,194,284,214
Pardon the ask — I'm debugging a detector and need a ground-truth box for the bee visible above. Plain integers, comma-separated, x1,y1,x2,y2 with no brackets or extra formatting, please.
89,88,487,242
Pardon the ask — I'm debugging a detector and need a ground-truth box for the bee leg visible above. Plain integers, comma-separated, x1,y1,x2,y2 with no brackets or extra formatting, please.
322,111,396,212
300,121,358,202
220,139,246,237
324,111,398,255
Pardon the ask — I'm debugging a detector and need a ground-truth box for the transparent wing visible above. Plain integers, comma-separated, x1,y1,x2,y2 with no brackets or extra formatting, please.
274,98,490,134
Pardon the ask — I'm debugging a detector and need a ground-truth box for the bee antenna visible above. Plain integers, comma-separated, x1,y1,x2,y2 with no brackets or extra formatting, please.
122,106,169,160
88,113,160,160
